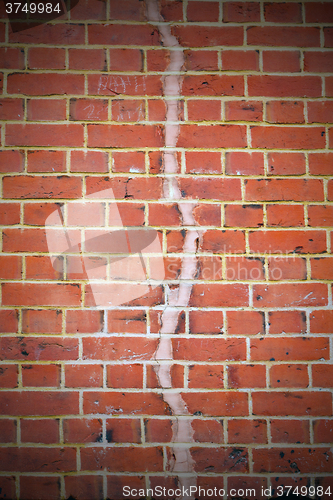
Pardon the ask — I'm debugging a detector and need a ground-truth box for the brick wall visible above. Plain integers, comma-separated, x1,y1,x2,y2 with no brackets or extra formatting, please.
0,0,332,499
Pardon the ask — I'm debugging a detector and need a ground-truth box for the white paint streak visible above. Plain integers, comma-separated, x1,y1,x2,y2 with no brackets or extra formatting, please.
146,0,198,494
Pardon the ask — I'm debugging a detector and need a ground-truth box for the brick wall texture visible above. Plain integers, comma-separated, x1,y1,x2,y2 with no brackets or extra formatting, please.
0,0,333,498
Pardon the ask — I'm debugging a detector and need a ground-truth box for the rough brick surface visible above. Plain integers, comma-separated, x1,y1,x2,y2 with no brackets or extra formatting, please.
0,0,332,497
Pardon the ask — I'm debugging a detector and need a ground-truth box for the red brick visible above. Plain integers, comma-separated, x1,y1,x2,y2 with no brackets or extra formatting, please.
84,391,166,416
0,391,79,416
308,205,333,227
173,338,246,362
0,419,16,442
27,99,66,121
146,49,169,72
225,256,265,281
250,337,329,362
226,152,264,175
194,204,221,226
70,98,108,121
0,98,24,120
313,419,333,443
0,477,16,499
271,419,310,444
270,364,309,389
112,151,145,174
197,255,222,280
187,100,221,121
228,419,267,444
249,230,326,254
88,124,163,148
63,418,102,443
6,124,84,147
0,202,20,225
227,311,265,335
262,50,301,72
3,175,82,199
2,283,81,307
92,23,157,45
325,27,333,48
171,26,243,47
188,365,224,389
187,1,219,22
26,255,63,280
1,337,78,362
83,337,158,361
245,179,324,201
0,365,18,389
144,419,172,442
112,99,145,122
185,50,219,71
89,74,161,96
223,2,260,22
108,476,146,500
69,48,106,70
326,77,333,97
312,365,333,388
148,100,169,121
7,73,84,96
258,389,333,417
65,364,103,388
253,126,325,149
23,202,62,226
182,75,244,96
70,0,106,19
0,255,21,279
106,418,141,443
191,447,248,473
183,393,248,417
201,229,245,253
9,24,84,45
161,0,183,21
149,203,181,226
81,446,163,472
20,477,61,500
21,418,59,443
267,152,306,175
185,151,221,174
178,124,246,148
225,205,263,227
227,365,266,388
253,447,333,473
329,180,333,200
222,50,259,71
266,100,304,124
71,150,109,173
0,47,24,69
266,204,304,227
305,2,333,23
304,51,333,73
66,310,103,334
27,150,66,173
248,76,321,98
192,420,224,444
0,150,24,173
0,310,18,334
28,47,65,70
22,309,62,334
225,100,263,122
269,310,305,336
265,2,302,22
189,310,224,334
255,283,328,308
150,309,185,334
247,26,320,47
0,447,76,472
310,310,333,334
109,48,143,71
308,102,333,124
311,258,333,280
110,202,145,226
268,256,307,280
108,364,143,389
